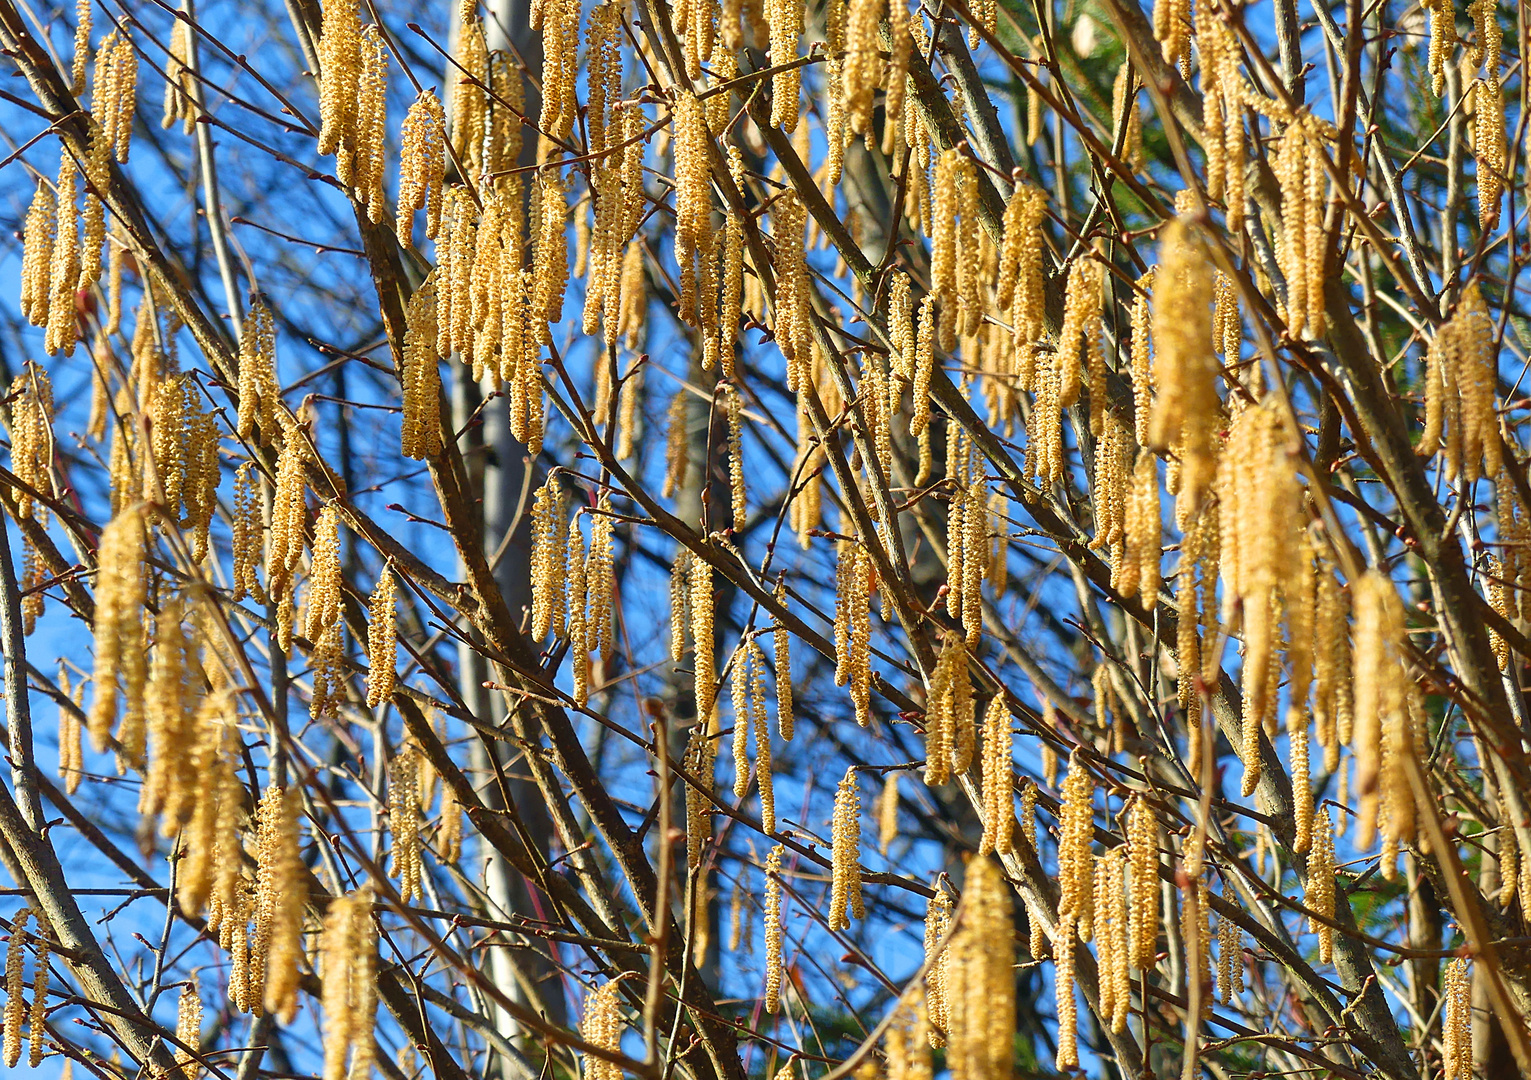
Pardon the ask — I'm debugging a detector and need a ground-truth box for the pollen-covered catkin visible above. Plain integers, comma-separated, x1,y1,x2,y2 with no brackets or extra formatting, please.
978,697,1012,856
1443,957,1472,1079
20,181,55,330
1057,751,1094,942
317,0,362,164
399,91,446,242
1421,284,1502,484
774,580,794,740
1352,571,1408,850
1308,807,1336,963
175,984,201,1076
580,980,623,1080
365,568,397,707
692,554,717,715
320,886,377,1080
89,508,147,752
238,297,280,443
391,741,422,903
1054,909,1078,1069
764,844,785,1012
829,767,864,930
1149,216,1220,517
923,889,952,1046
945,857,1013,1080
1,908,32,1068
254,784,306,1023
530,476,568,642
1127,797,1158,969
402,277,443,459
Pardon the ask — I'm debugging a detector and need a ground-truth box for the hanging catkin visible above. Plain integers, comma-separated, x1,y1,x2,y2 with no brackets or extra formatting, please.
580,980,623,1080
317,0,362,164
531,475,569,642
1149,216,1220,518
237,296,281,444
1127,797,1158,969
401,277,443,459
1352,570,1410,851
978,697,1012,856
2,908,30,1068
1216,397,1302,794
174,984,201,1077
1443,957,1472,1079
1420,283,1502,484
254,784,306,1023
923,889,952,1047
89,508,147,752
1057,750,1095,942
945,857,1014,1080
141,596,195,822
365,567,397,707
320,886,377,1080
829,767,864,930
391,741,423,902
398,90,447,242
763,844,785,1012
1307,806,1336,964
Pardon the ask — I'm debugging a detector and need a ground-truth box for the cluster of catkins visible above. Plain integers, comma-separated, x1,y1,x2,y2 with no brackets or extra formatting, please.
15,0,1518,1068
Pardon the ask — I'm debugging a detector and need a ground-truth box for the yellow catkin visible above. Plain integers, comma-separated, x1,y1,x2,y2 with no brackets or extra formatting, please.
1265,110,1337,338
1351,570,1410,851
267,435,307,647
568,514,589,705
89,508,147,752
57,668,83,795
764,844,785,1012
1054,912,1078,1069
303,504,343,647
255,785,306,1023
979,697,1012,856
829,767,864,930
175,984,201,1075
237,297,280,444
398,90,447,243
365,567,397,707
23,913,47,1069
3,908,30,1068
580,980,623,1080
392,741,423,903
1217,895,1243,1004
46,150,81,357
909,295,936,438
878,772,900,855
1057,751,1095,942
1216,398,1302,794
1421,284,1502,484
663,389,690,498
162,13,195,133
142,596,196,824
924,889,952,1047
1308,806,1336,964
1152,0,1190,75
673,92,714,331
669,548,691,665
945,857,1014,1080
1119,450,1162,600
842,0,883,135
996,183,1047,353
71,0,91,94
586,495,615,659
774,580,794,741
320,886,377,1080
724,383,747,526
317,0,362,165
768,0,804,129
20,181,55,330
231,462,267,605
1472,76,1506,233
692,554,717,717
401,278,443,459
1443,957,1472,1079
1096,850,1130,1032
744,640,775,832
439,784,464,864
1149,216,1220,518
774,193,812,381
731,642,754,799
531,476,569,642
1127,797,1159,969
925,636,974,785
